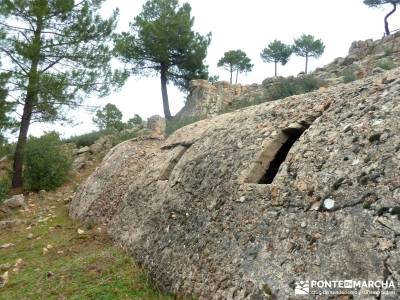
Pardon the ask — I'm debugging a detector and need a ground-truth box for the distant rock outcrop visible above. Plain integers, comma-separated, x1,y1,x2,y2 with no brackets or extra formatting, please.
70,65,400,299
147,115,166,136
177,32,400,120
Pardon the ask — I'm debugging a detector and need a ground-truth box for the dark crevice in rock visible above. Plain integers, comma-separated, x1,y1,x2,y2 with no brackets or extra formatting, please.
159,146,190,180
161,142,195,150
258,127,307,184
258,124,311,185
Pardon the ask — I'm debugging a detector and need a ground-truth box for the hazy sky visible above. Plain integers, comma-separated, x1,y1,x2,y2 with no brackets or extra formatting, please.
30,0,400,137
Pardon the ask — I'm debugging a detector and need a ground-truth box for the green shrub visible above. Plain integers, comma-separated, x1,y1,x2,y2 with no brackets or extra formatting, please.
63,130,109,148
0,175,11,203
24,132,72,191
0,143,14,158
377,58,395,70
268,75,324,100
223,93,268,113
342,70,356,83
165,116,203,136
111,129,144,146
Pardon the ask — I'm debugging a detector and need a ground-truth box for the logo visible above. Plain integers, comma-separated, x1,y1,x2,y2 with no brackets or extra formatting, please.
295,281,309,295
344,280,353,289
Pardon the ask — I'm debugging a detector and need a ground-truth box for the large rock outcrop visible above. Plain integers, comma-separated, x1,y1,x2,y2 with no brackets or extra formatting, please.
70,66,400,299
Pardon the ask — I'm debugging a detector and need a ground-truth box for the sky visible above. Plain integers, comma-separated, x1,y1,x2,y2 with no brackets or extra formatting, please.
29,0,400,137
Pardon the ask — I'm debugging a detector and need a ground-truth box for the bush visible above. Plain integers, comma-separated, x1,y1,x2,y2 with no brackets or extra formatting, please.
342,70,356,83
63,130,109,148
111,129,144,146
377,58,395,70
126,114,144,129
0,175,11,203
165,116,203,136
24,132,72,191
0,143,14,158
268,75,324,100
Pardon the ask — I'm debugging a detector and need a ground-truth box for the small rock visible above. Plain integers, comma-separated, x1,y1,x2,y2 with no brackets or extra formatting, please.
237,196,246,203
0,264,11,272
43,248,49,255
323,198,335,210
38,190,47,200
372,67,384,74
351,144,361,154
300,222,307,228
76,146,91,155
63,196,73,204
343,124,352,133
77,229,85,235
310,201,321,211
47,271,54,278
0,243,15,249
0,220,21,230
27,233,34,240
14,258,24,269
377,239,395,251
2,194,26,209
0,271,9,288
12,258,24,273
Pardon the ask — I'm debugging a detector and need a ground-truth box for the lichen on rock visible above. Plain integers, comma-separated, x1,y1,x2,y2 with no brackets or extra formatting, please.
70,65,400,299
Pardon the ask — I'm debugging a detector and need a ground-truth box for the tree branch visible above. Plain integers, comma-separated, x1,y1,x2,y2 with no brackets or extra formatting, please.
0,47,30,75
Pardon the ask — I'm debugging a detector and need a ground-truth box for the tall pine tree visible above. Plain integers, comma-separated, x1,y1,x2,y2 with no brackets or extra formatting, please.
364,0,400,36
114,0,211,120
0,0,126,188
293,35,325,74
260,40,293,77
217,50,253,84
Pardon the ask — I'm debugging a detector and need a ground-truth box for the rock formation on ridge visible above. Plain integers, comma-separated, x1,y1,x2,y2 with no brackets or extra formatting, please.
177,32,400,120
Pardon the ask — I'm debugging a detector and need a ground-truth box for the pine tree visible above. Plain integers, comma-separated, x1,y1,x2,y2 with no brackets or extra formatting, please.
364,0,400,36
261,40,293,77
114,0,211,120
293,35,325,74
93,103,124,131
0,0,126,188
217,50,253,84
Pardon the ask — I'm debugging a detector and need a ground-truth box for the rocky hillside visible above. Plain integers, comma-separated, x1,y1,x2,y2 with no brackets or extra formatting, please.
70,60,400,299
0,160,176,299
177,32,400,120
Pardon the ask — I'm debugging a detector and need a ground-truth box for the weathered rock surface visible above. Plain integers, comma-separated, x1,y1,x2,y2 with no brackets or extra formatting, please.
70,136,163,223
147,115,166,136
70,66,400,299
2,195,26,210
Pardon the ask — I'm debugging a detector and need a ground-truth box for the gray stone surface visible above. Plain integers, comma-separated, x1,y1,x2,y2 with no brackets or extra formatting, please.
70,136,163,223
2,195,26,209
70,66,400,299
147,115,166,136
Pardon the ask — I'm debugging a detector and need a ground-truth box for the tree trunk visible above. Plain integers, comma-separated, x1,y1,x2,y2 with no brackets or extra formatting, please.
12,17,42,188
12,94,33,188
235,69,239,84
229,65,233,84
160,63,172,120
274,61,278,77
384,3,397,36
305,54,309,74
